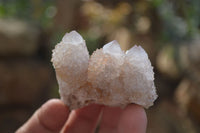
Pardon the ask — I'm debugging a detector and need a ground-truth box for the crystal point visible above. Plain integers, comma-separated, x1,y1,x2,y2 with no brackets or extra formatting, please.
62,30,84,45
103,40,123,56
126,45,148,60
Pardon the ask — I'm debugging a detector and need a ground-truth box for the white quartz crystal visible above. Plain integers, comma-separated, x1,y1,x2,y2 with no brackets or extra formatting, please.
123,45,156,108
51,31,89,107
51,31,157,109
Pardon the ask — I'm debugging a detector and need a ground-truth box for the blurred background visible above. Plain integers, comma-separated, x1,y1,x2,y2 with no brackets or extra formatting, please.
0,0,200,132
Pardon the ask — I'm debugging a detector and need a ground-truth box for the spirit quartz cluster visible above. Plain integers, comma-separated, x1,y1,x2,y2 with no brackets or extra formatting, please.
51,31,157,110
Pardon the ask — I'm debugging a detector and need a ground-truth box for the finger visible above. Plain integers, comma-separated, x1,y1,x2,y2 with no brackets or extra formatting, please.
118,104,147,133
16,99,70,133
63,104,103,133
99,106,124,133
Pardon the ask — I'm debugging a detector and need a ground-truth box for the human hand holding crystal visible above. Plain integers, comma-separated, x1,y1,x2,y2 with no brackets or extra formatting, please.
16,99,147,133
17,31,157,132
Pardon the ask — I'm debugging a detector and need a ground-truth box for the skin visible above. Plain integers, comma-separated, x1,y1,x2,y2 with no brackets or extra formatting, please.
16,99,147,133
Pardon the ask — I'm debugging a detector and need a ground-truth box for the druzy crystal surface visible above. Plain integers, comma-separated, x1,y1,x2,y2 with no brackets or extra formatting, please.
51,31,157,109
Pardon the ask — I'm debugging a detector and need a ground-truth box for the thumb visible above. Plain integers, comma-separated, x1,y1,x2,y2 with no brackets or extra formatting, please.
16,99,69,133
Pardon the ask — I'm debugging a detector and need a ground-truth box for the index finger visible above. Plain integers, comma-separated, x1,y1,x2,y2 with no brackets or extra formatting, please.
16,99,69,133
99,104,147,133
118,104,147,133
63,104,103,133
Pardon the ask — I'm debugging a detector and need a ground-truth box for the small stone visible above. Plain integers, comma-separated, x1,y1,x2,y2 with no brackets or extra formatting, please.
51,30,157,109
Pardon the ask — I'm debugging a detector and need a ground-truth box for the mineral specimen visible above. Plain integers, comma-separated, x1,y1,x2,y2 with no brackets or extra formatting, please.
51,30,157,110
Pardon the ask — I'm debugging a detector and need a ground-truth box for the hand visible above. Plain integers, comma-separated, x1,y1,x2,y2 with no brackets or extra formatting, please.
16,99,147,133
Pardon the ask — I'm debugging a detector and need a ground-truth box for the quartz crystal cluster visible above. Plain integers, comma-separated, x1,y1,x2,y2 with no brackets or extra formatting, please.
51,31,157,109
